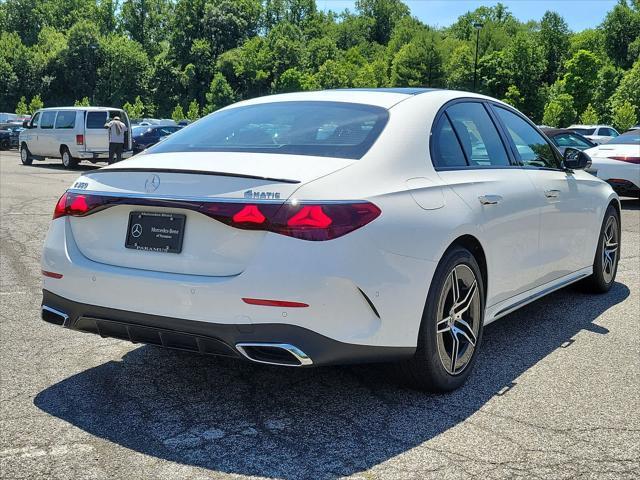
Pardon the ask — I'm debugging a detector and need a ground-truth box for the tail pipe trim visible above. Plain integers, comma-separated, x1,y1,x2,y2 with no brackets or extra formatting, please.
41,305,69,327
236,343,313,367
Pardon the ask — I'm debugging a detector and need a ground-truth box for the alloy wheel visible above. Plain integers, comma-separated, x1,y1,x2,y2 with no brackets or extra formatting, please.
602,215,619,284
436,264,481,375
62,151,70,167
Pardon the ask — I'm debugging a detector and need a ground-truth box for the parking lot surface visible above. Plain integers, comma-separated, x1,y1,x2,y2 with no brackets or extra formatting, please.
1,150,639,480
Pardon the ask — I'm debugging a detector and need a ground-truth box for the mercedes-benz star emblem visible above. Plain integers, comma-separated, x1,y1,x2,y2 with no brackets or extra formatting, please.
131,223,143,238
145,174,160,192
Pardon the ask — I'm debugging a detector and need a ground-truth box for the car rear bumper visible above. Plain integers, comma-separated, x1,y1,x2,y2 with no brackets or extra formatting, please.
76,150,134,160
41,290,415,366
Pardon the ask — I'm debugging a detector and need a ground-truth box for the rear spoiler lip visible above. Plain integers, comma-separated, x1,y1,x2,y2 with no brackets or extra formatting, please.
86,167,301,184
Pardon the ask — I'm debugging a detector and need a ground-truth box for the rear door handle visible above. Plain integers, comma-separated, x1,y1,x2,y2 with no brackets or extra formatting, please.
478,195,503,205
544,189,561,198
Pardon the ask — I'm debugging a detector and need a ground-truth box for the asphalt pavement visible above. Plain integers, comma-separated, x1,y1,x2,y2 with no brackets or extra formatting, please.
1,150,638,480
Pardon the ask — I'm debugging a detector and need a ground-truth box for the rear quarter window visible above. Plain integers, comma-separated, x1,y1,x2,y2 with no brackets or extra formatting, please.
86,111,107,129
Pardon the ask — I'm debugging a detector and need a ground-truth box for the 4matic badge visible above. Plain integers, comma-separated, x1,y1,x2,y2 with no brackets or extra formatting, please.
244,189,281,200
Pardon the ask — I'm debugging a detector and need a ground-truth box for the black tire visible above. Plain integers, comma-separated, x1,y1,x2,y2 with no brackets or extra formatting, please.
580,204,620,293
398,246,485,392
20,143,33,165
61,146,79,169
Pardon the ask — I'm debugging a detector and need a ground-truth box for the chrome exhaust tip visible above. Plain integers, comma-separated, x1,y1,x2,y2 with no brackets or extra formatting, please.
41,305,69,327
236,343,313,367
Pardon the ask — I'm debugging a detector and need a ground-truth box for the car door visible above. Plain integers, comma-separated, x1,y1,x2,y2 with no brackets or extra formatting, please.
22,112,41,154
85,111,109,153
432,100,541,306
38,111,57,156
492,105,597,281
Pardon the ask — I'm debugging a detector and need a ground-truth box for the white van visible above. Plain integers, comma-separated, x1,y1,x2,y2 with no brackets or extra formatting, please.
19,107,133,168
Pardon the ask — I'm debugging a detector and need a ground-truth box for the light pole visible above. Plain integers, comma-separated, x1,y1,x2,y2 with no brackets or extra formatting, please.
473,22,483,92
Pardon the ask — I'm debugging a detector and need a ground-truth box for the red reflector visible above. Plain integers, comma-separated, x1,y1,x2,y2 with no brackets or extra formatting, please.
287,205,332,228
76,134,84,145
610,156,640,164
242,298,309,308
232,205,266,224
42,270,63,279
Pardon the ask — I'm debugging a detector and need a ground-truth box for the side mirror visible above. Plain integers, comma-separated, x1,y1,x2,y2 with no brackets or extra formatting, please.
563,147,591,170
22,120,30,128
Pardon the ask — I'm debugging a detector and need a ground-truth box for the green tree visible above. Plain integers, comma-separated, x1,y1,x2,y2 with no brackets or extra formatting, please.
610,60,640,114
390,31,444,87
171,104,185,122
28,94,44,114
15,96,28,115
580,104,599,124
314,59,356,88
539,11,570,84
502,85,524,109
276,67,318,92
187,99,200,120
562,50,601,116
611,101,637,131
121,0,173,55
445,44,474,90
542,93,576,127
74,97,91,106
355,0,410,44
592,63,624,123
95,34,150,107
205,72,236,113
123,95,145,118
502,32,546,118
601,0,640,68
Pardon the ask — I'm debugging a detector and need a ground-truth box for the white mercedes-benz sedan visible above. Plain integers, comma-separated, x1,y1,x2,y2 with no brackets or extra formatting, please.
41,89,620,391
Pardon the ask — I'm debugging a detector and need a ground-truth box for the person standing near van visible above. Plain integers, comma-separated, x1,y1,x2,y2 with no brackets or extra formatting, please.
104,115,128,164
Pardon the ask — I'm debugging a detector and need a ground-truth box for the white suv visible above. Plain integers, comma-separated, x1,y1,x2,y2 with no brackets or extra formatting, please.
568,124,620,145
19,107,133,168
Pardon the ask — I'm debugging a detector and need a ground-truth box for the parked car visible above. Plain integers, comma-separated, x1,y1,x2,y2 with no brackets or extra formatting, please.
132,125,182,154
0,122,25,148
131,118,177,127
0,112,18,123
41,89,620,392
627,125,640,132
19,106,133,168
584,130,640,198
541,128,597,154
0,129,11,150
568,124,620,145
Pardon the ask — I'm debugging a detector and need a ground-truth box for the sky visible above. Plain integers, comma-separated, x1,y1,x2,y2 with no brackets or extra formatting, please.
317,1,619,31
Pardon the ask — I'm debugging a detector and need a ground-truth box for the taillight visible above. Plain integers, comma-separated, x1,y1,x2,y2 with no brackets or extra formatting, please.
610,156,640,164
52,192,381,241
76,134,84,145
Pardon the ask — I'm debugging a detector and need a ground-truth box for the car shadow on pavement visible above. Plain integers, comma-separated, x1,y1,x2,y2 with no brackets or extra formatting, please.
34,281,629,479
23,162,101,171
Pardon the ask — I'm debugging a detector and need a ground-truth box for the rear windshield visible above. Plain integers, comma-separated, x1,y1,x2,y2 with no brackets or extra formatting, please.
571,128,596,135
606,133,640,145
150,101,389,159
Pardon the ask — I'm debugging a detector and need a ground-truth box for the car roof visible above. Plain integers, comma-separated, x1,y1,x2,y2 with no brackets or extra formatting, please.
37,106,123,112
568,124,613,129
227,88,498,110
541,128,587,136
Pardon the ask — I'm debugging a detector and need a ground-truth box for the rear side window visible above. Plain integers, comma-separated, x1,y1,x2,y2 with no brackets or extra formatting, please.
571,128,595,135
86,111,107,129
495,107,561,169
600,128,618,137
553,133,593,149
150,101,389,159
431,115,467,167
40,111,56,129
446,103,510,167
54,111,76,129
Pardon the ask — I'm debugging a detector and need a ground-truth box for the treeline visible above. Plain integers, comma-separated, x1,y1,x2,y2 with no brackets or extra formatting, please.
1,0,639,128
